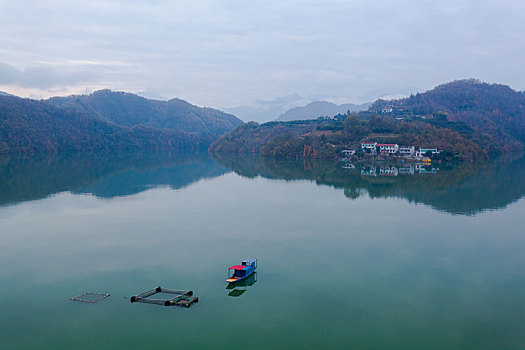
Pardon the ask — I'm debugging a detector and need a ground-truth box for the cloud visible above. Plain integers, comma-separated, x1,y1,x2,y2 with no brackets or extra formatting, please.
0,62,98,89
0,63,20,84
0,0,524,106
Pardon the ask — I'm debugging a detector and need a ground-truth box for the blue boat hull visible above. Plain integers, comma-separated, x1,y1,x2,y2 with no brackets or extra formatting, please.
227,269,255,283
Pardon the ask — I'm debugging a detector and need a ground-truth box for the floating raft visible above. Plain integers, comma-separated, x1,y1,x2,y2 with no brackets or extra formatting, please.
70,292,110,303
130,286,198,307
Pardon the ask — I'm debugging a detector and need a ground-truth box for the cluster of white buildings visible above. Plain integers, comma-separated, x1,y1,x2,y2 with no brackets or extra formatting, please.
359,142,439,158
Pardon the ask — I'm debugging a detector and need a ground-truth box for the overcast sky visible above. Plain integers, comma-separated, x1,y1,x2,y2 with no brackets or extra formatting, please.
1,0,524,108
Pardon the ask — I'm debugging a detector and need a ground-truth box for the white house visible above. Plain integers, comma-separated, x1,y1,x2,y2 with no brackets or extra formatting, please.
398,146,415,156
377,143,399,154
361,142,377,153
417,148,439,157
341,149,355,157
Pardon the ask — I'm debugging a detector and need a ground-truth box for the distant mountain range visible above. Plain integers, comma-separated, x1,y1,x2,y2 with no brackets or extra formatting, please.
276,101,371,122
0,91,242,154
223,94,309,123
224,94,371,123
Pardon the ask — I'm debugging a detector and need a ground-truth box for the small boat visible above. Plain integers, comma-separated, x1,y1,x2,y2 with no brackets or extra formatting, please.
226,258,257,283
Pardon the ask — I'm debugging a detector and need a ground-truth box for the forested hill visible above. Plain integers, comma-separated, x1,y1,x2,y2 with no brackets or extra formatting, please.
46,90,242,136
371,79,525,150
0,95,211,154
211,80,525,160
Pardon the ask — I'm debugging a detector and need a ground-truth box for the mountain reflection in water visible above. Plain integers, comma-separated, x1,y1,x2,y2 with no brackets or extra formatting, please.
1,152,524,215
212,154,525,216
0,151,229,206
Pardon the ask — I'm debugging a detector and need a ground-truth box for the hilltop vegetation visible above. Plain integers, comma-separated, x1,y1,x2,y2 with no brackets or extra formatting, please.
0,95,213,154
46,90,241,136
211,115,482,160
0,91,242,155
211,80,525,160
371,79,525,150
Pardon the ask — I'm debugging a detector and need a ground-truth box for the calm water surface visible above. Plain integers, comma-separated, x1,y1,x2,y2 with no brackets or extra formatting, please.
1,153,524,349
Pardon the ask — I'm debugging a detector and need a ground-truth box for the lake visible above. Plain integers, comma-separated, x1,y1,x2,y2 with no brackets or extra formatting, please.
1,152,524,349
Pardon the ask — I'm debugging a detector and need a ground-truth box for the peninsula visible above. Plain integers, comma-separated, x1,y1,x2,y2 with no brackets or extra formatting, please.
210,80,525,161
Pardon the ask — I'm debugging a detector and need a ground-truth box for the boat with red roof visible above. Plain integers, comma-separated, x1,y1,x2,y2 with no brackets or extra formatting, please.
226,258,257,283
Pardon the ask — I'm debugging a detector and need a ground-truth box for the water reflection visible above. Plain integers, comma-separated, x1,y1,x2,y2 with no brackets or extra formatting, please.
226,273,258,297
0,151,230,206
357,164,439,176
213,154,525,215
2,151,525,215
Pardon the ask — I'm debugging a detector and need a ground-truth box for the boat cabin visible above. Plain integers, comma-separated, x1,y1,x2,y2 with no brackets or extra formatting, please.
242,258,257,269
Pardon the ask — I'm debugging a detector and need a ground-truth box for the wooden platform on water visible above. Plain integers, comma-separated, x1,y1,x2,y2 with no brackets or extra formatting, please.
130,286,199,307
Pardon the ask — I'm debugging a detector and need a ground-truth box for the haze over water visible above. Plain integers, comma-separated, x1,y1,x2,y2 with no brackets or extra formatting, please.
1,153,524,349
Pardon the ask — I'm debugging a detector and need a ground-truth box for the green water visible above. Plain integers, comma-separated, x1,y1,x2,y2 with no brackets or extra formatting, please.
1,153,524,349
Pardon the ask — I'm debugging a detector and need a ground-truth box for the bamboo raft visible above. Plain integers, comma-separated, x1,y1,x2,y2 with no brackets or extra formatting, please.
130,286,199,307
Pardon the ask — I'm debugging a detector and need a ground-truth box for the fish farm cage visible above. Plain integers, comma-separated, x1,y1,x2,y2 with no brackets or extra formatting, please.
70,292,110,303
130,286,199,307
